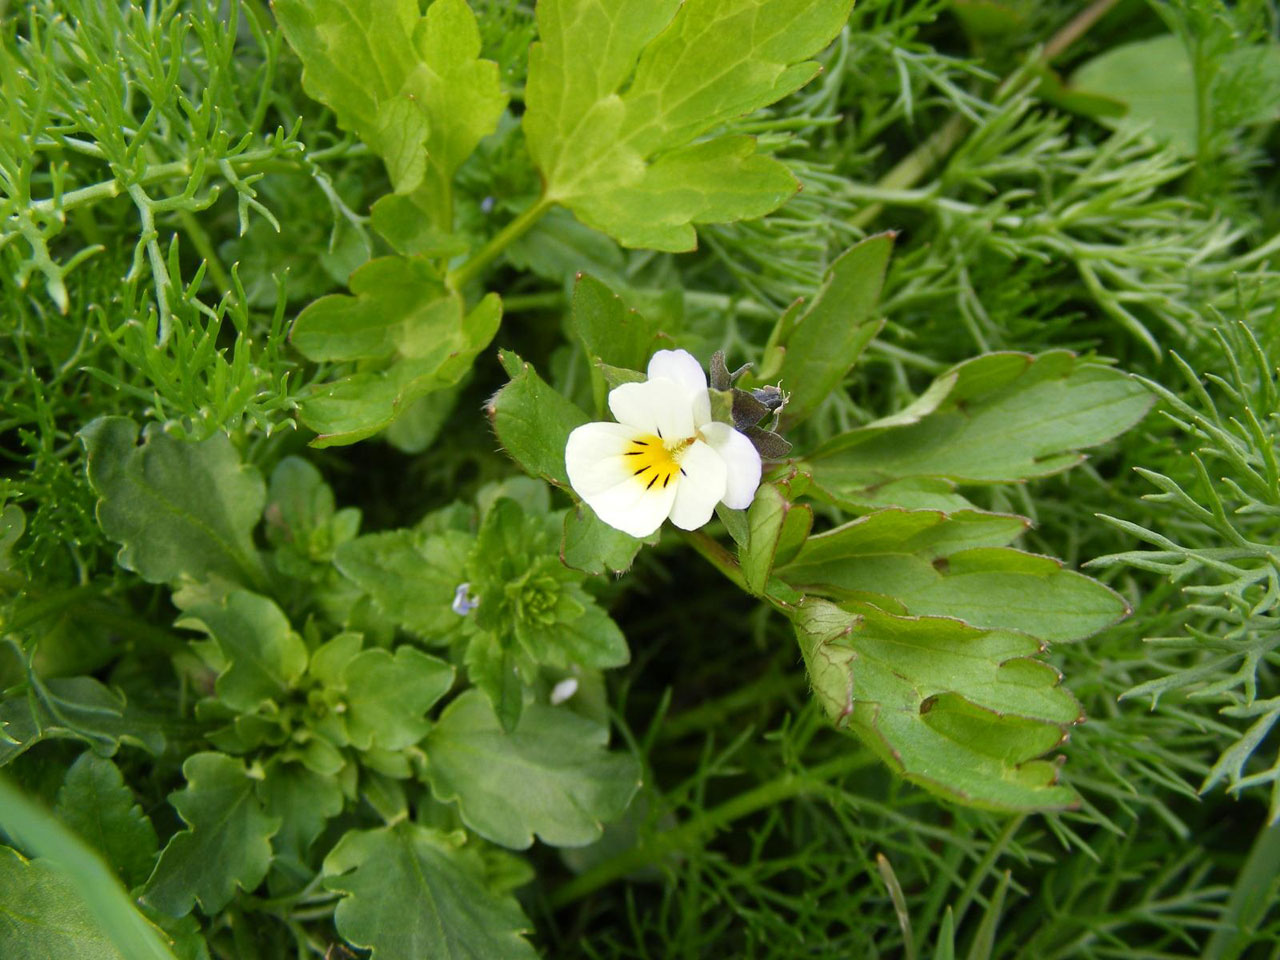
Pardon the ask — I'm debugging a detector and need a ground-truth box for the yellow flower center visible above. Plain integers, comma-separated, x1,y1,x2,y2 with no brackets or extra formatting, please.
624,434,693,491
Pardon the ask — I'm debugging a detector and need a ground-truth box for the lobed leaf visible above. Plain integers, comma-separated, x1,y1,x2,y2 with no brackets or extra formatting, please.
523,0,854,250
792,599,1081,811
488,350,591,488
54,753,159,889
423,690,642,849
79,417,266,588
143,753,281,917
324,821,538,960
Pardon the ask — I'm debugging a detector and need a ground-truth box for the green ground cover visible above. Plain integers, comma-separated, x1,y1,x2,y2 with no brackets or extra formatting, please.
1,0,1278,956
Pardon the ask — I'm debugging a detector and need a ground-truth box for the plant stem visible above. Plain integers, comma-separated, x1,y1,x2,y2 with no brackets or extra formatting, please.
681,528,747,592
548,752,875,909
447,196,553,291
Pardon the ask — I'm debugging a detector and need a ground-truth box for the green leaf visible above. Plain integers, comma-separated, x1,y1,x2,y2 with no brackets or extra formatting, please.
340,646,454,751
766,234,894,426
803,352,1153,512
0,845,127,960
1069,35,1197,156
142,753,281,917
570,274,667,414
779,509,1127,642
257,760,344,879
79,417,266,588
791,600,1081,811
524,0,853,250
333,529,473,643
561,503,655,576
488,350,590,488
739,481,802,596
275,0,506,216
465,630,524,734
174,589,308,713
424,689,642,849
324,822,537,960
292,264,501,446
0,674,165,766
54,753,158,889
506,208,627,289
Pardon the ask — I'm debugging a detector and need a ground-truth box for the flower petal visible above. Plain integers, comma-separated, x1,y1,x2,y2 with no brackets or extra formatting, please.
609,379,696,440
668,440,728,530
565,422,677,537
699,422,762,509
565,422,640,495
647,349,708,395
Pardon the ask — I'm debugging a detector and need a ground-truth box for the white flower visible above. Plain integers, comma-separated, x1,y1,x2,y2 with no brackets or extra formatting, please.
565,349,762,538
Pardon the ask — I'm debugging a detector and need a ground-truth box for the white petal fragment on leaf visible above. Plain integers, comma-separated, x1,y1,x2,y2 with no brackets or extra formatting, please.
699,421,762,509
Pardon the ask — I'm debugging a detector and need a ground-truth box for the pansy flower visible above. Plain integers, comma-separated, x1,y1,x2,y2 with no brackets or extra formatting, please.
565,350,763,537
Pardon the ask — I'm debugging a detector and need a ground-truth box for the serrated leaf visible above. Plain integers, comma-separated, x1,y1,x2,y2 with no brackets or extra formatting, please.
276,0,506,218
561,502,656,576
324,822,537,960
0,845,127,960
488,350,590,488
293,273,501,447
424,689,641,849
54,753,158,888
142,753,281,917
803,352,1153,511
174,589,308,713
333,529,473,643
791,599,1081,811
524,0,853,250
340,647,454,751
779,509,1127,642
766,234,894,426
79,418,266,588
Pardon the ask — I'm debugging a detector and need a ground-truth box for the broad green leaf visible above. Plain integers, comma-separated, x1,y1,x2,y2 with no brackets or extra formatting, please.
792,599,1081,811
561,503,656,576
766,234,894,426
488,350,590,488
524,0,853,250
54,753,158,888
275,0,505,221
174,590,308,713
0,845,127,960
293,268,501,446
257,761,344,880
803,352,1153,512
264,457,361,577
79,418,266,588
1070,35,1196,156
425,690,641,849
333,529,473,643
340,646,454,751
779,509,1127,642
143,753,281,917
0,674,165,766
324,822,537,960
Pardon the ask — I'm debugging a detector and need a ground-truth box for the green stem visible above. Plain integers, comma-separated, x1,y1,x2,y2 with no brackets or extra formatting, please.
447,196,553,291
681,528,748,592
177,208,234,295
548,752,875,909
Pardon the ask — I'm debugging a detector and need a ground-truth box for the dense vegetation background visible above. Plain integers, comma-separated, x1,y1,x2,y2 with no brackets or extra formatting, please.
1,0,1278,957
